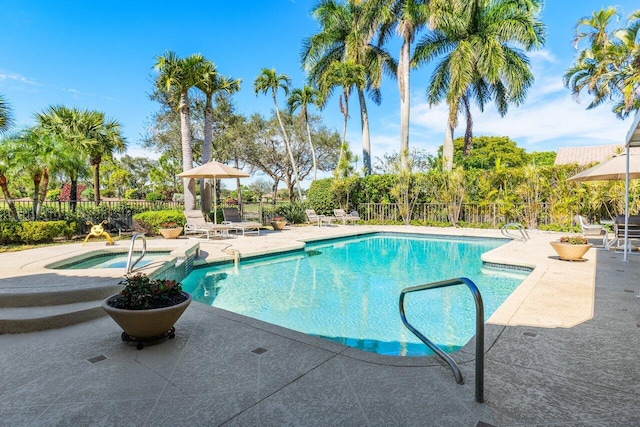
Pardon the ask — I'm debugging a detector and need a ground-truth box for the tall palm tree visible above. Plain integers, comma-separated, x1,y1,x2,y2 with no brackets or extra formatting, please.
195,60,241,215
154,51,206,210
414,0,545,170
302,0,393,175
0,94,14,135
564,7,640,118
288,85,321,181
253,68,303,200
379,0,430,171
317,60,366,169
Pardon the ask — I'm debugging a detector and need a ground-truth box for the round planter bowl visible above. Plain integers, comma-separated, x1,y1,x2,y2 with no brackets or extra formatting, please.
550,241,593,261
159,227,183,239
270,220,287,230
102,292,192,339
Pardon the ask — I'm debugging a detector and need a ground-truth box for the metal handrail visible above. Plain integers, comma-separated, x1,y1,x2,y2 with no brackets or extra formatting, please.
399,277,485,403
501,222,530,242
125,233,147,274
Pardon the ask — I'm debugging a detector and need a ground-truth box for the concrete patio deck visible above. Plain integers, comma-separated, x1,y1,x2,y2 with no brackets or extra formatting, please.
1,225,639,426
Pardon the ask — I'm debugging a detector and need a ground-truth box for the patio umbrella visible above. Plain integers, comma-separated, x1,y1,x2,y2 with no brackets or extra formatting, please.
567,154,640,182
177,160,250,223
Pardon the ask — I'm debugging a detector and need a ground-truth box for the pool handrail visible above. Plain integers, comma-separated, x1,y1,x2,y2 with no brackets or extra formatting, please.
500,222,530,242
126,233,147,274
399,277,484,403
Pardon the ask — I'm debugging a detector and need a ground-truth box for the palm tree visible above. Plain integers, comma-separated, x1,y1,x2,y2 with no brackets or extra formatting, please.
317,60,366,170
564,7,640,118
36,106,126,206
288,85,321,181
35,106,88,211
0,94,14,135
195,60,241,215
253,68,302,200
154,51,206,210
302,0,393,175
414,0,545,170
379,0,430,171
0,136,19,220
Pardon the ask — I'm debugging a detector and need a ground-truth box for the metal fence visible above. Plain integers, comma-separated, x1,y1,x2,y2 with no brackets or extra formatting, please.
358,202,556,227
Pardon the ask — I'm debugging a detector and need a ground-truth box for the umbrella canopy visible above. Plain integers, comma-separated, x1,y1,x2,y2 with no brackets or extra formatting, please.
177,161,250,223
568,154,640,182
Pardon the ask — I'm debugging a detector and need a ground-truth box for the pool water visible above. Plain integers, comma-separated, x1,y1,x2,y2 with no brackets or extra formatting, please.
55,252,171,269
181,233,529,356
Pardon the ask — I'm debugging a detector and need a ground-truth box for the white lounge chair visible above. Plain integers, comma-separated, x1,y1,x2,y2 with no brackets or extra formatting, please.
222,207,261,236
575,215,609,248
333,209,360,225
184,210,232,239
306,209,335,227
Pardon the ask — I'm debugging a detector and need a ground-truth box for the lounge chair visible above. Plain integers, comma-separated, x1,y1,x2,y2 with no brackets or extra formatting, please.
575,215,609,248
221,207,261,236
333,209,361,225
614,215,640,251
305,209,335,226
183,210,232,239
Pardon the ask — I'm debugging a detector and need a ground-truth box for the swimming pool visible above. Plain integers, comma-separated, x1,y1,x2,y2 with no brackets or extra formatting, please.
50,251,172,269
181,233,529,356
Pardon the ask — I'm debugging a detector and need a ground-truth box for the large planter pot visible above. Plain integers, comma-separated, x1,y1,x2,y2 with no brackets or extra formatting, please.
550,241,593,261
159,227,183,239
102,292,192,347
270,220,287,230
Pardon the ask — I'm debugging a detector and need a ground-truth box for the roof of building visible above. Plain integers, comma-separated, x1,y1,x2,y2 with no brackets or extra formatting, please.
554,144,640,165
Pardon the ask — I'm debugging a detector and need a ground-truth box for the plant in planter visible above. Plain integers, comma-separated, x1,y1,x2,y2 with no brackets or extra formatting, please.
102,273,192,349
550,236,592,261
158,221,183,239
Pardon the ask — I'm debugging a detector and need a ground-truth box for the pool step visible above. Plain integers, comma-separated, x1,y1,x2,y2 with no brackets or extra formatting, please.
0,279,122,333
0,300,107,334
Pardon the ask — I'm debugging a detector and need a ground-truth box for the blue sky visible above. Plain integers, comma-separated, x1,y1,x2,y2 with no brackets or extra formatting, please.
1,0,639,174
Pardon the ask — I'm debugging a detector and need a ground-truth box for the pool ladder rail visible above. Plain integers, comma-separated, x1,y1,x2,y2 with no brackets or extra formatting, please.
399,277,485,403
500,222,530,242
125,233,147,274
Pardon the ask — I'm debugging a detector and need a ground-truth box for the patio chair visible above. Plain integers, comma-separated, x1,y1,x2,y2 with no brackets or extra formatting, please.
305,209,335,227
221,207,261,236
183,210,232,239
614,215,640,251
575,215,609,248
333,209,361,225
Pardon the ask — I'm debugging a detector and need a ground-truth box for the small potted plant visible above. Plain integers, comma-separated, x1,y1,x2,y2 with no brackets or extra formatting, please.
102,273,192,349
270,215,287,231
158,221,183,239
550,235,593,261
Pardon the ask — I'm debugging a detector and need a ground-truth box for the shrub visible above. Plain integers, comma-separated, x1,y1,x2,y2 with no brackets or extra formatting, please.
133,210,185,235
146,192,164,202
306,178,337,215
0,221,71,244
108,273,186,310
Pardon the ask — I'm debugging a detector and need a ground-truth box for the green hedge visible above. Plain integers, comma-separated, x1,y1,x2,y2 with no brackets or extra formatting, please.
0,220,75,244
133,210,185,235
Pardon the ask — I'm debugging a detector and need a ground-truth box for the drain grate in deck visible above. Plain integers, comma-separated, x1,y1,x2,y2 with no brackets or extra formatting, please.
87,355,107,364
523,332,537,337
252,347,268,355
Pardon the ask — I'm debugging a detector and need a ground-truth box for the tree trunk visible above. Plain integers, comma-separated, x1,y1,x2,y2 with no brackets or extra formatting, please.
70,177,78,213
36,167,49,219
92,160,101,206
305,114,318,182
398,38,411,172
180,91,197,210
32,171,42,219
0,175,19,221
443,121,455,171
201,97,213,216
273,92,303,200
462,95,473,156
272,180,279,206
357,88,371,175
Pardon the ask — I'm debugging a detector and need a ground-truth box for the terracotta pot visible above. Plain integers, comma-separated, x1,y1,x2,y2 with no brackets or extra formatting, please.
102,292,192,339
270,220,287,230
159,227,183,239
550,241,593,261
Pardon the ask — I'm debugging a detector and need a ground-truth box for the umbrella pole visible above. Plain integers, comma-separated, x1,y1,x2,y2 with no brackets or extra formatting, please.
624,149,630,262
213,179,217,224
